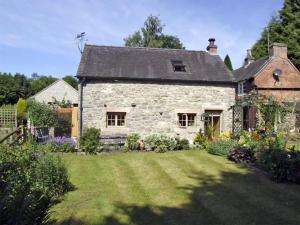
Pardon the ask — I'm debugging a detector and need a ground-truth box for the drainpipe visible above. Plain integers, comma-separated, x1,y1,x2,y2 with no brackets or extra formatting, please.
78,77,86,140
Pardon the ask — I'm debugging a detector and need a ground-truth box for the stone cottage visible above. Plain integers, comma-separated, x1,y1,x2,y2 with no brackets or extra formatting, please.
233,43,300,131
76,39,235,142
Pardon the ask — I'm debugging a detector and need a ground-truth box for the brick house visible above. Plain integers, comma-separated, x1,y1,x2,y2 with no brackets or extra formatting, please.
233,43,300,131
76,39,235,142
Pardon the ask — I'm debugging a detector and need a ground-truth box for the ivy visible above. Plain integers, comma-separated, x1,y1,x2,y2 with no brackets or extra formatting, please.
231,94,293,132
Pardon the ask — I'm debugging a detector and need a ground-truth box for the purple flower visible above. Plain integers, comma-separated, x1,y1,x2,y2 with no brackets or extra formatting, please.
48,136,76,146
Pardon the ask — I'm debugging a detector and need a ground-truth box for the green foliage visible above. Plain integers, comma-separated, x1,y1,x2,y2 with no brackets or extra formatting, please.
80,128,101,154
16,98,27,122
0,144,73,224
27,100,58,127
63,75,78,90
193,131,208,149
251,0,300,70
124,15,184,49
257,147,300,183
175,137,190,150
145,134,176,153
233,94,292,132
224,54,233,71
0,72,31,105
206,140,234,156
52,97,72,108
125,133,140,151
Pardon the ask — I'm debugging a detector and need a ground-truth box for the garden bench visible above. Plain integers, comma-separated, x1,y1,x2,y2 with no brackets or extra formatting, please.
100,134,127,146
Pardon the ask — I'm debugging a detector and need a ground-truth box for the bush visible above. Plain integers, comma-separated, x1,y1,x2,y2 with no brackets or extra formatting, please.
175,137,190,150
0,144,73,225
145,134,176,153
219,131,232,141
206,140,234,156
125,133,140,151
227,147,256,164
79,128,101,154
193,132,208,149
257,147,300,183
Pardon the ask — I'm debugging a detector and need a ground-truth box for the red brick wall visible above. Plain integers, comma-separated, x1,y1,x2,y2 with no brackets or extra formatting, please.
254,57,300,102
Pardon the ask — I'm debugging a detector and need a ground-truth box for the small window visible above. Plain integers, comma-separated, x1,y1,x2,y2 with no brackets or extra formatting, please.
172,60,186,72
106,112,126,127
238,81,246,96
178,113,196,127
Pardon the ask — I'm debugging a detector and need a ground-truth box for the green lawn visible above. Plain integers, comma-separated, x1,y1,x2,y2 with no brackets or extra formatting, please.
50,150,300,225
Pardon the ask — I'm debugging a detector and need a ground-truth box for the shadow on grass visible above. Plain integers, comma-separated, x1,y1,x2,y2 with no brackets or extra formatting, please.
50,169,300,225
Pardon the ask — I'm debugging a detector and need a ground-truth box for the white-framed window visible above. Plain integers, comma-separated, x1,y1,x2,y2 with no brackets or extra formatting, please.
238,81,246,96
106,112,126,127
178,113,196,127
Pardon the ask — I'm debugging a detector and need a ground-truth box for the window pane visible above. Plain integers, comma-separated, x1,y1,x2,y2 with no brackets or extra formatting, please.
178,113,186,127
188,114,195,126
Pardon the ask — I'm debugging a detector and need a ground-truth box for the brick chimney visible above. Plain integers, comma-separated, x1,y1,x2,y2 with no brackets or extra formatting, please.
244,49,255,67
206,38,217,55
269,43,287,58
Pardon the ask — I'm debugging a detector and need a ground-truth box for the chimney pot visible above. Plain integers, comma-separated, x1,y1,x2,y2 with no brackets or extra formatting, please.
244,49,255,67
269,43,287,58
207,38,217,55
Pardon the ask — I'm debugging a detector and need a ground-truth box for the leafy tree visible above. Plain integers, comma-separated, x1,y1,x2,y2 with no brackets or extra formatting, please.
224,54,233,71
63,75,78,89
124,15,184,49
252,0,300,69
0,72,31,105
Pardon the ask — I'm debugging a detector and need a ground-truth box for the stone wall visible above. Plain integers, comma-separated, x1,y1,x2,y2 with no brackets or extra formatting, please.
81,80,235,142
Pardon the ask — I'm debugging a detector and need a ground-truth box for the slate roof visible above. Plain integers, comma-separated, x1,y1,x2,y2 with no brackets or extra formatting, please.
233,57,269,82
76,44,235,83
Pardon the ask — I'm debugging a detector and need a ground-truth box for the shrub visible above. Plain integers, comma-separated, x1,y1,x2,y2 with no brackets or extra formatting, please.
125,133,140,151
175,137,190,150
206,140,234,156
0,144,73,225
27,99,58,127
227,147,256,164
16,98,27,123
193,132,208,149
219,131,231,141
145,134,176,152
257,148,290,182
257,147,300,183
79,128,101,154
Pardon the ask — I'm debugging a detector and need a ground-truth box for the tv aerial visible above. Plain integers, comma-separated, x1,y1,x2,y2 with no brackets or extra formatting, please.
75,32,88,54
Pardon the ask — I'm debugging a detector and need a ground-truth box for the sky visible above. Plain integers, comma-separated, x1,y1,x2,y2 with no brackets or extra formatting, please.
0,0,284,78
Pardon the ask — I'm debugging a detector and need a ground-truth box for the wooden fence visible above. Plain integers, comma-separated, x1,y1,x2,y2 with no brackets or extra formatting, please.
0,107,17,128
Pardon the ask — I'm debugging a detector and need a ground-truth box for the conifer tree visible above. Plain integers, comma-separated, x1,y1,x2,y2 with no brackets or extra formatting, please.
224,54,233,71
252,0,300,69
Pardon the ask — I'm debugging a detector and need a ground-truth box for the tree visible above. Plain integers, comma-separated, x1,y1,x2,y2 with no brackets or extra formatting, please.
224,54,233,71
124,15,184,49
16,98,27,124
63,75,78,89
0,72,31,105
252,0,300,69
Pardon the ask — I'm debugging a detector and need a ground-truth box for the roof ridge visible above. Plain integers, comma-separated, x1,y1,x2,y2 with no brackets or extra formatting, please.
84,43,207,54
